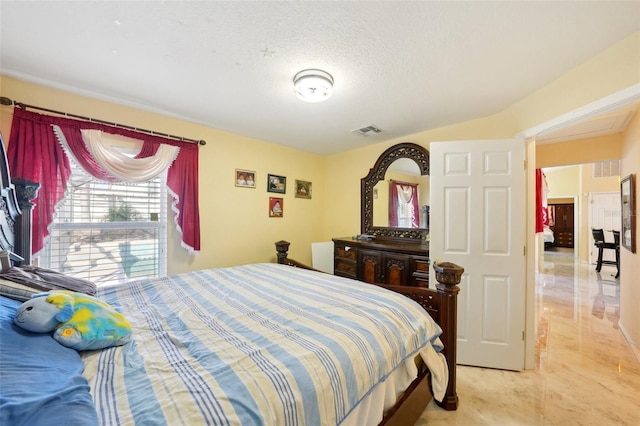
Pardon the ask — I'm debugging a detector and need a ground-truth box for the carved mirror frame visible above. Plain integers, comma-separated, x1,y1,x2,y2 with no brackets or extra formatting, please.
361,142,430,240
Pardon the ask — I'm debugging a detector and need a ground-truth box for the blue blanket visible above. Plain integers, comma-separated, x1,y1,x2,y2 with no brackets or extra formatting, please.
0,296,98,425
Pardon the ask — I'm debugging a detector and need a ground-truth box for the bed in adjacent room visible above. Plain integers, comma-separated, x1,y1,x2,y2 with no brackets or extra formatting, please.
0,136,460,425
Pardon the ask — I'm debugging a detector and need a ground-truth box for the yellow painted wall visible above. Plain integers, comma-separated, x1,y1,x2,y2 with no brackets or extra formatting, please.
503,31,640,132
0,76,326,272
544,166,581,199
620,107,640,358
537,134,623,168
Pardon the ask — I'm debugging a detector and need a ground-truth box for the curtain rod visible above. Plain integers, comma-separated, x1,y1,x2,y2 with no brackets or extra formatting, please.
0,96,206,146
389,179,419,185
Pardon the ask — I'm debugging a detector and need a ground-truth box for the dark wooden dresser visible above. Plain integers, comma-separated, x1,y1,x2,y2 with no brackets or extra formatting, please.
332,237,430,287
550,203,574,248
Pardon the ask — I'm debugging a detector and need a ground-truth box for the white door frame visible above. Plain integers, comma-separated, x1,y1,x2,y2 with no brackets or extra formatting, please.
519,83,640,369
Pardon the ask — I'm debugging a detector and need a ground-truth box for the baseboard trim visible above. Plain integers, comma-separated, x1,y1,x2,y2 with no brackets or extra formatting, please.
618,321,640,364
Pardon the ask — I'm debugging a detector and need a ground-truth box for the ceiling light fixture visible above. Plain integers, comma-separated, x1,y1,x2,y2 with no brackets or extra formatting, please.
293,69,334,103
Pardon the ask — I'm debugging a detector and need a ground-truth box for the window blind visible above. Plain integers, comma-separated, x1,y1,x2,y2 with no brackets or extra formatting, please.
37,162,167,286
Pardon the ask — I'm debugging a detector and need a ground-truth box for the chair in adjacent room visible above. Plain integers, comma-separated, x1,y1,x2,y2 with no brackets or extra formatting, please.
592,228,619,277
612,230,621,279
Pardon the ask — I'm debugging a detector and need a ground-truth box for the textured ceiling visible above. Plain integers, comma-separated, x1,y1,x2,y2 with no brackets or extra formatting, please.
1,1,639,154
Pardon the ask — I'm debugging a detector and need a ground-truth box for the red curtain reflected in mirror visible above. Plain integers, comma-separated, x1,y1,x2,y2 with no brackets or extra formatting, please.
389,181,419,228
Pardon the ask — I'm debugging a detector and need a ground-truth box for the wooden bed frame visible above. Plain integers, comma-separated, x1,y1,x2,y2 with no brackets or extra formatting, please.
0,139,39,267
1,133,461,425
276,240,461,423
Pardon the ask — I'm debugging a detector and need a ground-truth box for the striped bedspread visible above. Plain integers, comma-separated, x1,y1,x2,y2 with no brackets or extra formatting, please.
81,263,447,426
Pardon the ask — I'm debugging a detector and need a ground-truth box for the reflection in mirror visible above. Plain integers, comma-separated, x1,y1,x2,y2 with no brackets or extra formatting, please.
361,142,430,240
372,158,430,228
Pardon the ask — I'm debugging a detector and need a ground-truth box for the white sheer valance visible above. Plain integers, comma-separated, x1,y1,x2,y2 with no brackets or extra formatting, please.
11,109,201,255
389,181,419,228
397,184,415,204
81,129,180,183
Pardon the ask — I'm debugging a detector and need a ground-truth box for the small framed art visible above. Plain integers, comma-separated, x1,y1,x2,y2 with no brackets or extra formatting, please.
269,197,283,217
621,173,635,253
235,169,256,188
295,180,312,199
267,174,286,194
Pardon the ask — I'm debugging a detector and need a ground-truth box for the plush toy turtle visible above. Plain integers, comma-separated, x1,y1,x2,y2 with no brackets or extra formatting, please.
13,290,132,351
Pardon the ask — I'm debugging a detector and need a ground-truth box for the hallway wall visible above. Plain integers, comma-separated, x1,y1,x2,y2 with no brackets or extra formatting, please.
539,111,640,361
620,110,640,360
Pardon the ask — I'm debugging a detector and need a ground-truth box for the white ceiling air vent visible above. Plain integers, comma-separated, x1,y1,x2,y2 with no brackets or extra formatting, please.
353,125,382,136
592,160,621,178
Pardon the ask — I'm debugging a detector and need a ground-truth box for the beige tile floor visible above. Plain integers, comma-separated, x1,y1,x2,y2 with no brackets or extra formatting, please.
417,249,640,425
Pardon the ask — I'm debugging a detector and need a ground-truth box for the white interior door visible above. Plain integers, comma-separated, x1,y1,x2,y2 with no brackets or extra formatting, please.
430,139,526,370
589,192,621,265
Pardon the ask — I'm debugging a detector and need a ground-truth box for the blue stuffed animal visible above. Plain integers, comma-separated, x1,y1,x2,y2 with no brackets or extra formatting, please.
13,290,132,351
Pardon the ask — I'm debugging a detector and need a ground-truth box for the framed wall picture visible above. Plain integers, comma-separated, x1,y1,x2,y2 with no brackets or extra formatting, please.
621,173,636,253
269,197,283,217
235,169,256,188
295,180,312,199
267,174,286,194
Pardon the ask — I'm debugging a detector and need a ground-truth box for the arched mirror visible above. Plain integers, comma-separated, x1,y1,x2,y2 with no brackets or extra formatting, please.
361,142,430,240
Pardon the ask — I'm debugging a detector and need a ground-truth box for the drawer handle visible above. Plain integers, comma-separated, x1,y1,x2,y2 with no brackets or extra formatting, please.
345,246,351,251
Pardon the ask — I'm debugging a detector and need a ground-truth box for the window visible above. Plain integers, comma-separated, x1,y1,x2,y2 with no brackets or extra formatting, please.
37,161,167,286
389,181,420,228
396,201,414,228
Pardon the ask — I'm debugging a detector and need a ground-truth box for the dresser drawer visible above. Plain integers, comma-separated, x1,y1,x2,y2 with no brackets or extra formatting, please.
412,256,430,274
335,259,357,278
335,245,357,261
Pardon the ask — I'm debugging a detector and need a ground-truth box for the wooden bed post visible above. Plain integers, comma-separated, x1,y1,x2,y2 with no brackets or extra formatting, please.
275,240,291,264
432,261,463,411
274,240,463,414
11,178,40,266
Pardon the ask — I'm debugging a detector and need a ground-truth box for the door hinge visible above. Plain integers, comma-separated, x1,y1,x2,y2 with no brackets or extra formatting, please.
524,245,526,256
522,330,526,341
524,160,527,170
